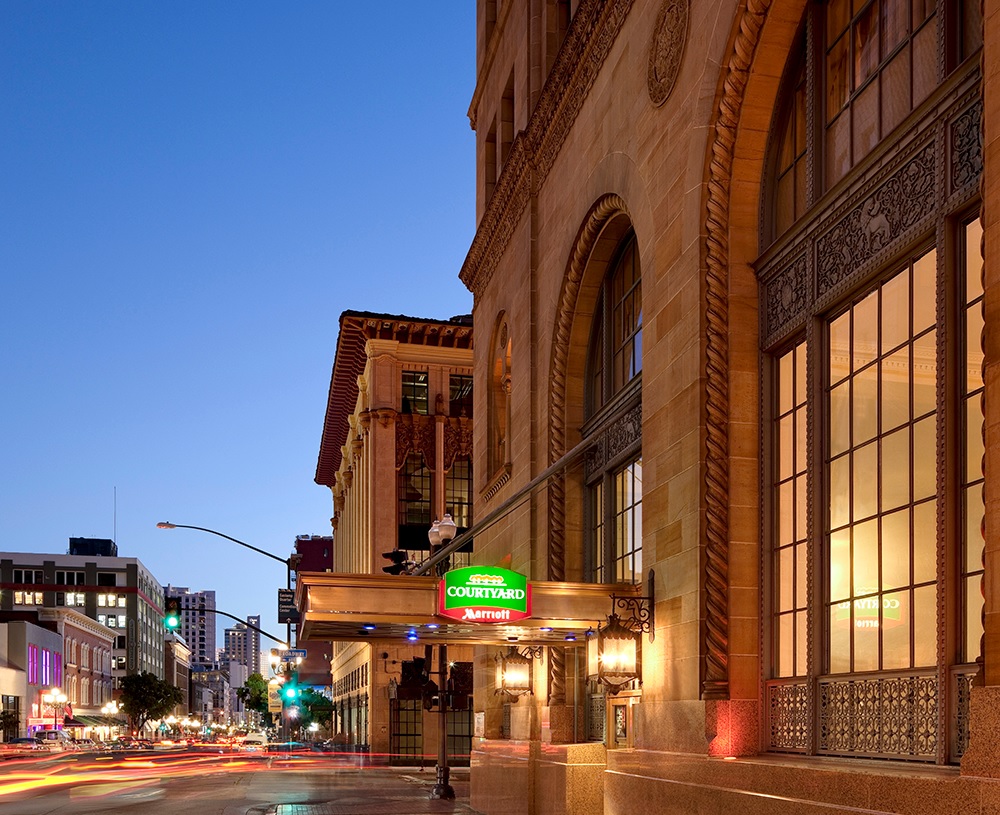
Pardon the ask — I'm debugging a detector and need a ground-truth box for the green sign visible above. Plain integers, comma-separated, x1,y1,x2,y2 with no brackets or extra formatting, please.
438,566,531,623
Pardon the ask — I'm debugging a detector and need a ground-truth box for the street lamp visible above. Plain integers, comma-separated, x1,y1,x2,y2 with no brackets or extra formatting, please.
156,522,295,642
42,688,66,731
426,514,457,576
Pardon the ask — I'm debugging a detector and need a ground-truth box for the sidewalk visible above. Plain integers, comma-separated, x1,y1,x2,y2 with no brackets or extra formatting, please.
264,767,477,815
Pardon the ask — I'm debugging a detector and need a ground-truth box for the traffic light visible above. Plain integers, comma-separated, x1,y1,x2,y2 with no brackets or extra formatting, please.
282,680,300,703
382,549,410,575
164,597,181,630
448,661,473,711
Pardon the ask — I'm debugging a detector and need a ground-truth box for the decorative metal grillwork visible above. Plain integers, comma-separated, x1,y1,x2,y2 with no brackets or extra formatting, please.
589,692,606,742
818,674,938,760
500,702,511,740
952,666,978,761
767,681,809,751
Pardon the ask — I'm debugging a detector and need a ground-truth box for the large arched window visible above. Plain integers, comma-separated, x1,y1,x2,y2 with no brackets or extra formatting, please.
585,232,642,584
761,0,983,763
489,313,512,478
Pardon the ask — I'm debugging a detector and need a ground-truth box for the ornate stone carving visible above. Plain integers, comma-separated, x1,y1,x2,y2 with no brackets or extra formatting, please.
952,101,983,193
765,253,808,337
460,0,634,298
585,403,642,476
395,415,435,470
702,0,773,703
443,418,473,472
647,0,689,107
816,142,935,296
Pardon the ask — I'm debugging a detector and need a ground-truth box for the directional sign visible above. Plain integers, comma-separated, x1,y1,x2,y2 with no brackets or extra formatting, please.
277,589,300,624
271,648,307,661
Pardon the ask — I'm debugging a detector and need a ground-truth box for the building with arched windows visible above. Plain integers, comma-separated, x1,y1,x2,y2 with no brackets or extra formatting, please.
456,0,995,813
296,1,1000,812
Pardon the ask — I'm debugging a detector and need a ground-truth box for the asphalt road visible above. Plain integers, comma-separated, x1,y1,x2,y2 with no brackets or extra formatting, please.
0,750,474,815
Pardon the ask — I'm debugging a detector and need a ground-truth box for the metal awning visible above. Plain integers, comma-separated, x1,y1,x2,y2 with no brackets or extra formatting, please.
297,572,639,647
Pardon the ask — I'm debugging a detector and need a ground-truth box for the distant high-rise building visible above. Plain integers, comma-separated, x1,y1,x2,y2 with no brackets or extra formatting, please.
163,586,216,665
223,616,261,677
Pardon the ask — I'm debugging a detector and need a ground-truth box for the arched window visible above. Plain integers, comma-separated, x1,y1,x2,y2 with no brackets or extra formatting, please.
585,232,642,584
761,0,983,762
489,314,512,476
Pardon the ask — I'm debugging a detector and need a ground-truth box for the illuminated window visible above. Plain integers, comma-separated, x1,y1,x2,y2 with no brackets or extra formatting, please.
585,232,642,584
489,313,512,474
401,371,429,415
446,458,473,530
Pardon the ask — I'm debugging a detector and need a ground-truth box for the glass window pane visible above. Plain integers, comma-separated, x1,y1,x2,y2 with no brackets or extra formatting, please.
853,518,879,596
854,3,881,88
853,291,879,370
881,347,910,431
967,304,985,392
881,45,911,135
779,349,794,414
830,529,851,601
796,475,809,540
912,499,936,585
911,249,936,333
852,80,880,162
966,218,984,301
829,605,851,673
966,396,985,484
881,508,910,590
830,381,851,456
796,408,808,474
854,603,880,671
830,455,851,529
854,365,879,444
778,614,794,676
795,343,808,405
882,590,911,669
780,415,794,480
830,312,851,384
882,0,908,53
828,0,851,43
779,548,794,610
912,329,937,417
779,482,794,545
853,443,878,520
881,427,910,511
796,542,809,607
881,267,910,355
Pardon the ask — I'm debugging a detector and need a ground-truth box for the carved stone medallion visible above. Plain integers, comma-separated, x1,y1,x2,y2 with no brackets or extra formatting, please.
647,0,689,107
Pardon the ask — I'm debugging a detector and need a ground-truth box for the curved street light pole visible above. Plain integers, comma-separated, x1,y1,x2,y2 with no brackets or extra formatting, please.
156,522,293,644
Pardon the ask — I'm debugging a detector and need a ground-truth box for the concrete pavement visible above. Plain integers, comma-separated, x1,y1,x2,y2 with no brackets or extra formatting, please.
256,767,478,815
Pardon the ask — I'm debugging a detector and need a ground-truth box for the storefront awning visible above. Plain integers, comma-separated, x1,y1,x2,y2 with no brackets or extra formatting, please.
297,572,640,646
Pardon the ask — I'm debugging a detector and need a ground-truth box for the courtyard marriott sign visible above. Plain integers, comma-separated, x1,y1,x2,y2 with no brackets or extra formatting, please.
439,566,532,623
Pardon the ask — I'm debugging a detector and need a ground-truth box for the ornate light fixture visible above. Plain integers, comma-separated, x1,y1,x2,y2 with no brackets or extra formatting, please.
428,514,458,575
587,570,654,694
494,645,542,699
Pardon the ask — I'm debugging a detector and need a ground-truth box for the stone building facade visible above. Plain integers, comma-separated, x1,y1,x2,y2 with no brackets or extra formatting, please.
315,310,476,758
456,0,1000,813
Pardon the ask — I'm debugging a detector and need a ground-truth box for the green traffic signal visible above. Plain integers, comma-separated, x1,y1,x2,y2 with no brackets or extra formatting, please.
283,684,300,701
164,597,181,630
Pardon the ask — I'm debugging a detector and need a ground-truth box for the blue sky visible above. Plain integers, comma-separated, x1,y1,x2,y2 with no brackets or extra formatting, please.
0,4,476,654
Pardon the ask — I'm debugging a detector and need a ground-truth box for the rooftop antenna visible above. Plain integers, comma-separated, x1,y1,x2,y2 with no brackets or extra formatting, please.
113,486,117,543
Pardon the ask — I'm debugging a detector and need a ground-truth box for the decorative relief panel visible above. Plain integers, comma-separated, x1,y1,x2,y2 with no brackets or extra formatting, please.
951,101,983,194
817,142,935,297
585,402,642,477
443,418,473,471
818,674,938,760
395,415,436,470
647,0,689,106
765,253,808,338
767,681,809,751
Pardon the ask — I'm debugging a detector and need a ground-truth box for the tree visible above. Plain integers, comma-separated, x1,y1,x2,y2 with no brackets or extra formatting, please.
118,672,183,734
298,688,332,730
236,672,272,725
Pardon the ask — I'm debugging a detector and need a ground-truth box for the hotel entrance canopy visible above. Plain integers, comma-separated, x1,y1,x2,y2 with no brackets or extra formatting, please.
297,572,641,646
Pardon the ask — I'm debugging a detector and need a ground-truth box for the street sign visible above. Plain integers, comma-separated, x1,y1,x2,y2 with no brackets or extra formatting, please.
277,588,300,623
271,648,307,661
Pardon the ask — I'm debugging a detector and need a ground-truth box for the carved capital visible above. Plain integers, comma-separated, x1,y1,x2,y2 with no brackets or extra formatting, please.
376,408,396,428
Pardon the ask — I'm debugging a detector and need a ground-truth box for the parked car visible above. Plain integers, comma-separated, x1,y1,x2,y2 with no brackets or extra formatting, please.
72,738,100,752
237,733,269,752
34,731,79,752
0,738,40,757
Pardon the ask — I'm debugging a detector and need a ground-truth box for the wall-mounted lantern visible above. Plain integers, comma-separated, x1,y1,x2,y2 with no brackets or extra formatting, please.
494,645,542,700
587,569,654,694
